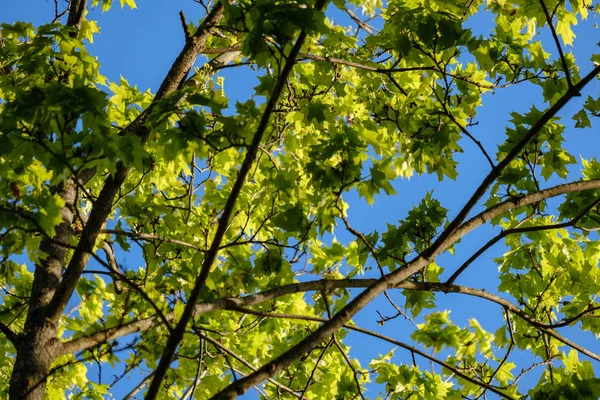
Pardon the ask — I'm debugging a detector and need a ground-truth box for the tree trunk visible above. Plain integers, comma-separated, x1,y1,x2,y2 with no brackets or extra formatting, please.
9,325,59,400
9,181,77,399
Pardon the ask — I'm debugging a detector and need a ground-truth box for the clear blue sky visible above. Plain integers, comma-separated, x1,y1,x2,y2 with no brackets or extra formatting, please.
3,1,600,398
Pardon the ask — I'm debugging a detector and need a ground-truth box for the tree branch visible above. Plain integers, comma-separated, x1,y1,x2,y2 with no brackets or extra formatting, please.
297,53,437,74
297,53,519,90
403,282,600,362
451,179,600,253
539,0,574,89
224,307,517,400
211,143,600,400
201,333,301,398
45,0,226,324
184,50,242,86
344,7,376,35
332,335,366,400
58,278,378,357
60,177,600,358
431,84,496,170
144,1,327,397
200,44,242,54
447,197,600,284
155,2,225,100
101,229,206,252
0,321,19,346
179,11,191,42
66,0,87,33
430,64,600,259
300,338,334,398
123,371,154,400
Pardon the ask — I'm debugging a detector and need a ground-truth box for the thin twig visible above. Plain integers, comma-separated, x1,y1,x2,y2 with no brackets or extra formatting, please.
226,307,516,400
201,333,301,398
300,338,334,398
344,7,376,34
539,0,574,89
101,229,206,252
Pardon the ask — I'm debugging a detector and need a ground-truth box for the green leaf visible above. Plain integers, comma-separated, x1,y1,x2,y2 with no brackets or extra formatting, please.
119,0,136,9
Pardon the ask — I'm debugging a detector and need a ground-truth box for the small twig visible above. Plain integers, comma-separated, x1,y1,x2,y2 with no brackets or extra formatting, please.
479,308,515,398
332,336,366,400
227,307,516,400
182,338,205,400
431,88,496,170
344,7,377,35
298,53,437,74
300,338,334,399
550,0,566,18
542,332,554,382
512,358,554,385
102,242,123,294
101,229,206,252
335,201,385,276
539,0,575,90
51,0,70,23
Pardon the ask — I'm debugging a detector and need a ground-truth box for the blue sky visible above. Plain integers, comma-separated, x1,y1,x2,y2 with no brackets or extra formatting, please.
3,0,600,398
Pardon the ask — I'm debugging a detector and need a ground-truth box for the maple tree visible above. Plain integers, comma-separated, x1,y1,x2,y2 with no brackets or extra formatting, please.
2,0,600,398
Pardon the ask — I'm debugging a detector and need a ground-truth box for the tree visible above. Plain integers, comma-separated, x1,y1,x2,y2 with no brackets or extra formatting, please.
1,0,600,398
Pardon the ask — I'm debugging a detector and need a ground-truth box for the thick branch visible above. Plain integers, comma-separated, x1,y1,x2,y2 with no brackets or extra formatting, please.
144,2,327,398
58,278,375,356
201,334,301,398
210,53,600,393
429,64,600,259
450,179,600,255
229,282,600,365
61,178,600,357
226,307,516,400
45,0,226,324
62,202,600,357
66,0,87,32
7,3,90,397
448,197,600,283
155,2,225,99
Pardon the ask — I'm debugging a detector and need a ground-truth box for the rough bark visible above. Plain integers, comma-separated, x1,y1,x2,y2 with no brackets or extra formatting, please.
9,1,89,395
8,1,227,398
9,178,79,399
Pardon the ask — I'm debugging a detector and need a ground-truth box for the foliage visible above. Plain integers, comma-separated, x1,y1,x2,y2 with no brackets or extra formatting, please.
1,0,600,398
